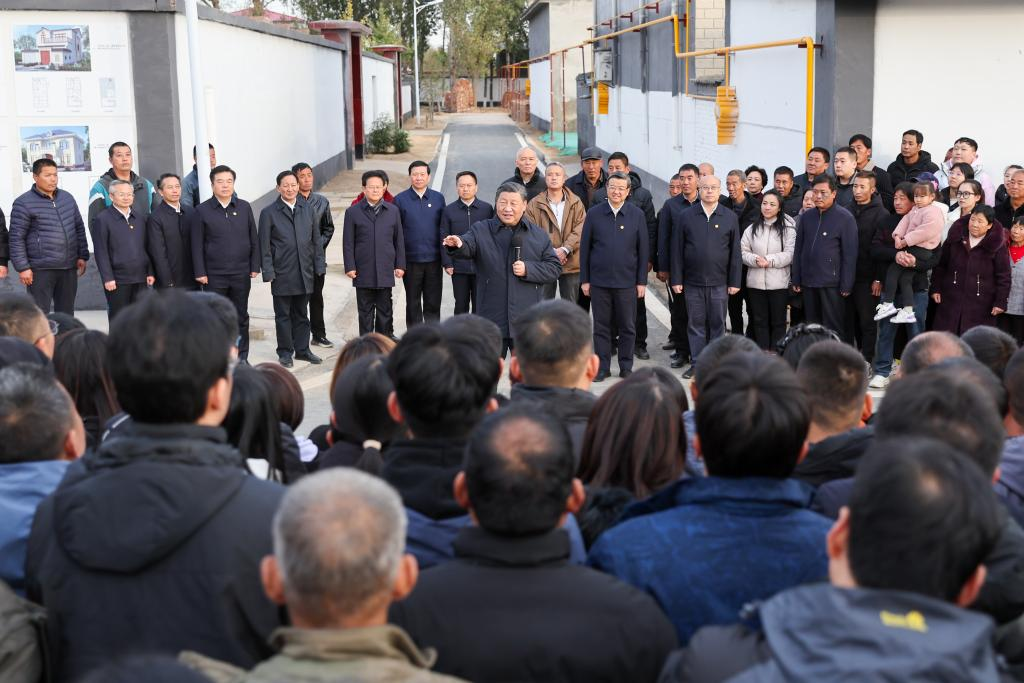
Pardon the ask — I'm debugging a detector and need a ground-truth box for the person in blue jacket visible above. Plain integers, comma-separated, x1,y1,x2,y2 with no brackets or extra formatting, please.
90,180,154,321
442,182,562,357
393,161,445,328
580,172,649,381
440,171,494,315
791,175,859,339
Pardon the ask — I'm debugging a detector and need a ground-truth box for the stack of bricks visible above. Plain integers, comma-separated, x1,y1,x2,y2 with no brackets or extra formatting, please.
693,0,726,83
443,78,476,113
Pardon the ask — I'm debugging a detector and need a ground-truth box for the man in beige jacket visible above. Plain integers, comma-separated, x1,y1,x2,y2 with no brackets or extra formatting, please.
525,161,587,302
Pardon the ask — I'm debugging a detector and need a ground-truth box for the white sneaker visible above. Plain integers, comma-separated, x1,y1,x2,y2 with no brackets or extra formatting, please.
869,374,889,389
873,302,898,321
892,306,917,324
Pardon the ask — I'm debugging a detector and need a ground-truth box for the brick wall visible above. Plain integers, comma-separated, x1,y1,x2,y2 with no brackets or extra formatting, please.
693,0,726,83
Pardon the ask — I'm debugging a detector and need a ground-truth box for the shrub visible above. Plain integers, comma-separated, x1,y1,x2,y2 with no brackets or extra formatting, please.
367,115,394,154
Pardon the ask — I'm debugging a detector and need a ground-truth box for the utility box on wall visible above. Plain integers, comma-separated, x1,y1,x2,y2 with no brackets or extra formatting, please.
594,50,614,83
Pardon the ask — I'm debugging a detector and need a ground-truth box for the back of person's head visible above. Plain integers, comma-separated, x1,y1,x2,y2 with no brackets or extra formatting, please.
1005,347,1024,425
462,406,577,536
961,326,1018,380
579,373,687,498
0,337,49,371
932,356,1008,418
331,355,399,475
0,292,48,347
875,368,1004,477
48,312,85,338
696,353,810,478
80,655,214,683
53,329,120,426
388,323,500,438
186,290,239,344
329,332,396,399
0,364,82,464
693,333,761,394
442,314,503,362
796,340,868,433
269,468,410,626
845,438,1001,602
899,331,973,376
108,291,233,424
256,362,304,430
629,366,689,411
512,300,594,386
777,322,842,369
223,364,285,480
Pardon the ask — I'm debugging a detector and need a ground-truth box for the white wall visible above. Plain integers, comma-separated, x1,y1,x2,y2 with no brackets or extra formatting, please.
593,0,815,180
872,0,1024,179
529,61,551,123
0,10,138,224
174,15,345,200
361,54,396,132
401,83,412,117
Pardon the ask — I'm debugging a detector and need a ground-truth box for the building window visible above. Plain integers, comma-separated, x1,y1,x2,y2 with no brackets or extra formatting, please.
689,0,728,94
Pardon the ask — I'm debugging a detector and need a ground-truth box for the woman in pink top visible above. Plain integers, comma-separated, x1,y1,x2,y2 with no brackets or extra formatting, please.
874,182,946,324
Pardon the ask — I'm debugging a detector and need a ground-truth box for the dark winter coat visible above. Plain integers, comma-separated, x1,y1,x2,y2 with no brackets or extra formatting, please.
851,194,890,283
588,476,831,645
88,169,159,227
580,201,649,288
390,526,678,683
342,199,406,289
566,168,608,206
793,426,873,488
886,150,940,185
503,167,545,201
995,198,1024,230
439,198,494,275
258,197,325,296
669,202,742,289
659,583,1008,683
446,217,561,337
393,188,445,263
90,206,152,285
721,191,761,233
508,384,596,465
657,194,698,273
303,191,336,250
146,201,196,288
931,223,1011,334
190,197,260,278
592,171,658,265
996,435,1024,531
863,161,895,211
0,207,8,265
24,423,285,683
9,186,89,272
791,203,859,292
779,189,803,217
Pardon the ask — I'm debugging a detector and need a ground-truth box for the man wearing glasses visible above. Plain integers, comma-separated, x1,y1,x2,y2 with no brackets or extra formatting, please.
791,176,858,340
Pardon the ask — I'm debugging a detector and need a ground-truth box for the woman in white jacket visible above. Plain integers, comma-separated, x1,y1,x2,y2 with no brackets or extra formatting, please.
741,190,797,350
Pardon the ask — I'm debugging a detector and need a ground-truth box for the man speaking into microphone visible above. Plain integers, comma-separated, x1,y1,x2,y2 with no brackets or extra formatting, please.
442,181,562,356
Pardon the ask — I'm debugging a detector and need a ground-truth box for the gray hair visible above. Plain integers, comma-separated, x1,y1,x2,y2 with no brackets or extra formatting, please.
272,468,407,624
495,182,528,204
727,169,745,180
0,365,73,464
516,146,538,160
607,171,631,186
108,179,134,193
545,161,565,174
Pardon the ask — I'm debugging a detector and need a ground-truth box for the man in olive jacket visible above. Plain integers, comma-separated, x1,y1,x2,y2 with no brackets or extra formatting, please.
258,170,326,367
525,161,586,303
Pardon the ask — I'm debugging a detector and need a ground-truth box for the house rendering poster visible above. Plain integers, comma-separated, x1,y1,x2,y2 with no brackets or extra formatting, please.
13,24,91,71
20,125,91,172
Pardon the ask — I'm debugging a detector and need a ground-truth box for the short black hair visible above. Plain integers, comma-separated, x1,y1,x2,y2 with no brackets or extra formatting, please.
1005,347,1024,424
834,145,856,160
961,326,1018,380
0,292,46,344
972,204,996,225
291,162,312,174
809,146,831,162
0,364,73,464
387,323,500,438
157,173,180,190
773,165,794,180
276,170,297,186
956,136,979,151
796,340,868,431
696,353,810,478
848,438,1001,602
900,331,973,375
903,129,924,145
464,405,574,536
186,291,240,343
108,290,233,424
193,143,215,157
693,333,761,393
441,314,503,361
455,170,478,184
608,151,630,166
875,367,1004,476
209,164,236,182
32,158,57,175
931,356,1008,421
744,165,767,187
812,174,837,192
848,133,872,149
408,160,430,175
678,163,700,176
361,170,387,187
512,299,592,386
107,141,131,158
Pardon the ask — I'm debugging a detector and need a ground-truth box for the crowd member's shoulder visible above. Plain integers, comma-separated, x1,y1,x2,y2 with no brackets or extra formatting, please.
657,624,768,683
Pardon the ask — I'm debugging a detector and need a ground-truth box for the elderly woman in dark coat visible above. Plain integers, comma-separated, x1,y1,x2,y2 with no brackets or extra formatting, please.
931,205,1011,334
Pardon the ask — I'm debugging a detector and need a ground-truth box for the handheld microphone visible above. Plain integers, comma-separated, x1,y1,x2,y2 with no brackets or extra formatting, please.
514,246,522,262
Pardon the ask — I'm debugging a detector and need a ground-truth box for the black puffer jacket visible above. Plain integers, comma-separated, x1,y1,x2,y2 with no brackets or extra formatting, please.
25,423,286,683
9,186,89,272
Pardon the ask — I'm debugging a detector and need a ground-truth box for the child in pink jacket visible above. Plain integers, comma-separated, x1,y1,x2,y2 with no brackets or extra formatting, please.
874,182,946,324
